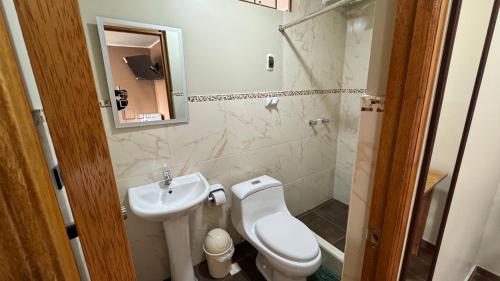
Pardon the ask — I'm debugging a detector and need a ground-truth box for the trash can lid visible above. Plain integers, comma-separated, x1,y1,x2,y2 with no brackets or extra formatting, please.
204,228,232,255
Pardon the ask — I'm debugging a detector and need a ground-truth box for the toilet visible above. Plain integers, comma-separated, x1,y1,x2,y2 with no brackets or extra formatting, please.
231,175,321,281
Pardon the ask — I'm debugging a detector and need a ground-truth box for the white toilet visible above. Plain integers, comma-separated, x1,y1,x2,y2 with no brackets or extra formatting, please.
231,175,321,281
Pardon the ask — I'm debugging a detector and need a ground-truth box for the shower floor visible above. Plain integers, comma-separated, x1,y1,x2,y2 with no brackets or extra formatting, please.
297,199,349,252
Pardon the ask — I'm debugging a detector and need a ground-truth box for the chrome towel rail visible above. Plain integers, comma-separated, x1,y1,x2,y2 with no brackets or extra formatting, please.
279,0,352,32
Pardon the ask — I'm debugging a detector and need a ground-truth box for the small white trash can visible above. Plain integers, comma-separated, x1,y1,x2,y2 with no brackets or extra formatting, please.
203,228,234,279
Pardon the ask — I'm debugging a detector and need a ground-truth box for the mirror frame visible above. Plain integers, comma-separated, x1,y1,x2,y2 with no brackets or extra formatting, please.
96,17,189,128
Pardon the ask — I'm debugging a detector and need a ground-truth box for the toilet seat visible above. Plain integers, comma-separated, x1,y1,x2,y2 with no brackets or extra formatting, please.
255,212,319,262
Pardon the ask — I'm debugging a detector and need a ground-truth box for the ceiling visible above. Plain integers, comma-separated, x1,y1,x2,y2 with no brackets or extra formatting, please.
104,30,160,48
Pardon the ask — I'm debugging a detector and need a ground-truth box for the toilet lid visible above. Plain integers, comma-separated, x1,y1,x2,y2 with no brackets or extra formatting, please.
255,212,319,262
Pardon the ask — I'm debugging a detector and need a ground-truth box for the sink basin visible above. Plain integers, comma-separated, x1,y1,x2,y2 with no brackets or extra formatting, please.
128,172,210,281
129,172,209,221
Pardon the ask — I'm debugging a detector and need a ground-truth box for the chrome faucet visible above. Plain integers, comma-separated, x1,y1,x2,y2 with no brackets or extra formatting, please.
163,169,173,187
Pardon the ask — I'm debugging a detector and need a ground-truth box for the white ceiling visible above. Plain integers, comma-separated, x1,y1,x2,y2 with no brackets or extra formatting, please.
105,30,160,48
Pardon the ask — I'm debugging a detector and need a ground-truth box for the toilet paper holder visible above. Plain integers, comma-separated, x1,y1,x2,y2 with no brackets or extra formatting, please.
208,184,226,204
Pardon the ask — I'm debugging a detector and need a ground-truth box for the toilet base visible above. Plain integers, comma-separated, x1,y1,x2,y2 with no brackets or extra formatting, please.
256,253,306,281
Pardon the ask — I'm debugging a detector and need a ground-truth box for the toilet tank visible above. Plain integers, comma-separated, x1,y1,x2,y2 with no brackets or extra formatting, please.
231,176,289,236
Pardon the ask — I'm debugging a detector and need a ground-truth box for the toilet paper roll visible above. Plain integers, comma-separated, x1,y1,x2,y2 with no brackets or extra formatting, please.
210,190,226,206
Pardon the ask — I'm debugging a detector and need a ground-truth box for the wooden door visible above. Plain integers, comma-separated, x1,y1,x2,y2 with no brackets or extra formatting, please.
12,0,137,280
0,9,81,281
360,0,451,280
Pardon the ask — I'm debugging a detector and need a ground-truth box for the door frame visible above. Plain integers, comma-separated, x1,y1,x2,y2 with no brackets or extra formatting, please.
12,0,137,280
361,0,451,280
399,0,463,279
0,7,80,280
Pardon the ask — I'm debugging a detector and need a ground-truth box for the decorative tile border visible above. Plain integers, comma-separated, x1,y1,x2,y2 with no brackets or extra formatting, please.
187,88,367,102
361,95,385,112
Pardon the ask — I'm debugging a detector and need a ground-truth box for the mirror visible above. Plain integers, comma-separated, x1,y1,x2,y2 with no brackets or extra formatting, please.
97,17,188,128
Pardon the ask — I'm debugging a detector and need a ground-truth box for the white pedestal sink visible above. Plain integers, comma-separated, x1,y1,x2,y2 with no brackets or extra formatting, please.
128,172,209,281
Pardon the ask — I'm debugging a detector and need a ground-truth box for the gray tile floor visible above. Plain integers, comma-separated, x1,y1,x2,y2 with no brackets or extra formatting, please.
468,267,500,281
404,244,434,281
297,199,349,252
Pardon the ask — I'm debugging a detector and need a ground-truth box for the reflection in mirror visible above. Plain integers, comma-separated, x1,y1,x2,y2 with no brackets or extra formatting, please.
97,17,188,128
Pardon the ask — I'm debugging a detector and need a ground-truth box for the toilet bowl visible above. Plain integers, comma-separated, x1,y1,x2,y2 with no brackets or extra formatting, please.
231,176,321,281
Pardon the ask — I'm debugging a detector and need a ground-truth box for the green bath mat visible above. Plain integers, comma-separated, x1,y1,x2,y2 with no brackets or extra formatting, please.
308,265,341,281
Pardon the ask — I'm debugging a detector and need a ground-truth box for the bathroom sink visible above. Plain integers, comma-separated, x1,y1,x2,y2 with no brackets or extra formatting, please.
129,172,210,281
129,172,210,280
128,172,209,222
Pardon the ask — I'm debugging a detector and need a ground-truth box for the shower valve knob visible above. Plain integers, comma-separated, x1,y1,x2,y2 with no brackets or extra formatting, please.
309,119,319,126
309,118,330,126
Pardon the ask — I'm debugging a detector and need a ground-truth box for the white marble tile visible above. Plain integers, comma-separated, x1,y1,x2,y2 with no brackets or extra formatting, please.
283,169,335,217
342,111,383,281
224,96,308,154
341,2,375,89
334,95,362,204
301,169,336,211
125,211,170,281
282,0,347,91
283,179,306,216
334,1,375,205
166,101,229,173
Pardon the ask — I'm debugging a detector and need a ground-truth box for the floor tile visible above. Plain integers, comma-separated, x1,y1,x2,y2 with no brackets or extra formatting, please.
404,270,426,281
195,262,250,281
406,254,431,280
333,237,346,252
298,212,345,246
166,242,265,281
471,267,500,281
312,199,349,231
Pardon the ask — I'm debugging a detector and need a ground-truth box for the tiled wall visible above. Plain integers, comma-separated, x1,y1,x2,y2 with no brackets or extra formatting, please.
342,0,397,279
104,92,341,280
282,0,346,90
91,0,374,280
335,2,375,205
342,110,383,281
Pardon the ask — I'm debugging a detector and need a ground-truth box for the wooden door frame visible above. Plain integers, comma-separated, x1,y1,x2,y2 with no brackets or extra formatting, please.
361,0,451,280
400,0,464,279
0,8,80,280
12,0,137,280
